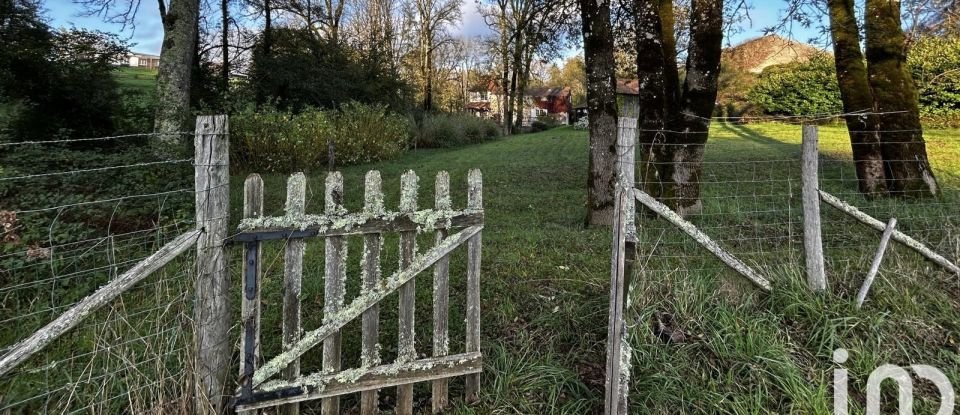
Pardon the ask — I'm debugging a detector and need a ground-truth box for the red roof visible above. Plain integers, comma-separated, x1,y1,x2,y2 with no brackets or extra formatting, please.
466,102,491,111
525,86,571,98
616,79,639,95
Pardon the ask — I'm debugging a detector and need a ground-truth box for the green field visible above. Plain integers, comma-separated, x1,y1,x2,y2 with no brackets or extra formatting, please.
237,123,960,413
114,66,158,92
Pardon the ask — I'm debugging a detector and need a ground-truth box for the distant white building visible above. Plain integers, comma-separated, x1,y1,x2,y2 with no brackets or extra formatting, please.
127,52,160,69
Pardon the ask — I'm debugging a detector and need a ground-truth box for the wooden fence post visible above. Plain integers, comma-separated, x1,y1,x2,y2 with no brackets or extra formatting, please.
240,174,263,414
194,115,231,414
323,172,347,415
397,171,419,415
604,117,637,415
618,118,637,243
465,169,483,402
360,171,384,415
802,124,827,292
282,173,307,415
432,171,452,413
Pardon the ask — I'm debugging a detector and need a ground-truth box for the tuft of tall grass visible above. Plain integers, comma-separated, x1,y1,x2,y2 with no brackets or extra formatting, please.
413,113,500,149
231,103,409,173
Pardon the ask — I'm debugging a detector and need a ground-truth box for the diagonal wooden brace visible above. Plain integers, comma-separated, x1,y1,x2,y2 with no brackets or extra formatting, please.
635,190,772,292
248,225,484,388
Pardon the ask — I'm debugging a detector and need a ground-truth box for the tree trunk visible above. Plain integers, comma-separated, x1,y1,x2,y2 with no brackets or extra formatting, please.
635,0,723,217
518,40,535,130
511,34,526,132
220,0,229,106
636,0,672,200
498,6,510,134
580,0,619,227
423,33,434,111
255,0,272,107
506,45,519,134
155,0,201,147
865,0,939,197
663,0,724,216
826,0,888,196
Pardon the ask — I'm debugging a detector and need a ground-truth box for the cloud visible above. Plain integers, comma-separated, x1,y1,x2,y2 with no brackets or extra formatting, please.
454,2,492,38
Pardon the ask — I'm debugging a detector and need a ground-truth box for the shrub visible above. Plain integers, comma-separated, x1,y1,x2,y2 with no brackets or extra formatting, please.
747,55,843,116
530,120,550,132
530,115,559,132
574,117,589,130
909,35,960,128
1,22,130,142
413,113,500,148
332,102,409,165
231,103,409,173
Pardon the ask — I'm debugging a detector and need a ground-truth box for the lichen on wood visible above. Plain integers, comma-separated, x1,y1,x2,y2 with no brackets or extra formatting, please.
249,225,483,388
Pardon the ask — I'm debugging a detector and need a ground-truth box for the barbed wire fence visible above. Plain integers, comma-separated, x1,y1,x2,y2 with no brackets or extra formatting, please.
0,131,199,414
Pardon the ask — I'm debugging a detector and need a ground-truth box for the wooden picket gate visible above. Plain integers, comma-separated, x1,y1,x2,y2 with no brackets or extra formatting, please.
230,169,484,414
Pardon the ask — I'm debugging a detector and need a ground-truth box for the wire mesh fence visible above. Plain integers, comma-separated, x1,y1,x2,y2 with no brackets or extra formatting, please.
0,132,197,413
629,116,959,305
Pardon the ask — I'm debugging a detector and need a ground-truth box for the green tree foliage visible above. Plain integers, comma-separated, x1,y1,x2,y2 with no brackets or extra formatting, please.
0,0,51,113
0,0,129,141
908,35,960,125
745,38,960,126
748,55,843,116
248,28,408,112
546,56,587,106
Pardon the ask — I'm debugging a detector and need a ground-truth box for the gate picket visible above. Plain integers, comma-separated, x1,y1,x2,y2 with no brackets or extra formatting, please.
232,169,484,414
360,171,384,415
432,171,452,413
323,172,347,415
282,173,307,415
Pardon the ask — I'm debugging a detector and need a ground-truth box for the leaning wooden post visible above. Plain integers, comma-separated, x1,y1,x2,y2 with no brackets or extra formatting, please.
282,173,307,415
432,171,452,413
465,169,483,402
360,171,384,415
819,190,960,275
194,115,231,415
397,170,419,415
323,172,346,415
856,218,898,308
240,174,263,414
801,125,827,292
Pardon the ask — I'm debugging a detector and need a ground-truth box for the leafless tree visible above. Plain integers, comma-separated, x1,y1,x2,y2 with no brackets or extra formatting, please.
404,0,462,110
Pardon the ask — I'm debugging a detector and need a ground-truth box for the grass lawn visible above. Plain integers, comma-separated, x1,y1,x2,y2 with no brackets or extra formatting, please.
233,122,960,414
114,66,158,92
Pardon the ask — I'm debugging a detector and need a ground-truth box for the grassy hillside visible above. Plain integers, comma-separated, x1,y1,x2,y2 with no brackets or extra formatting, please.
114,66,157,92
235,123,959,414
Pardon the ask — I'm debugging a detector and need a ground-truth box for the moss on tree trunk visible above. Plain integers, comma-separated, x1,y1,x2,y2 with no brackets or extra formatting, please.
155,0,200,148
635,0,723,217
581,0,619,227
865,0,939,197
827,0,888,197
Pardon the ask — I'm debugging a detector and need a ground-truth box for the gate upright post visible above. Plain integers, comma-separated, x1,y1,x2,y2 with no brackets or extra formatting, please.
194,115,231,414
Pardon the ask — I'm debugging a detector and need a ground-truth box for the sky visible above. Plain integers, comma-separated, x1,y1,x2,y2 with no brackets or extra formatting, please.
43,0,822,56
